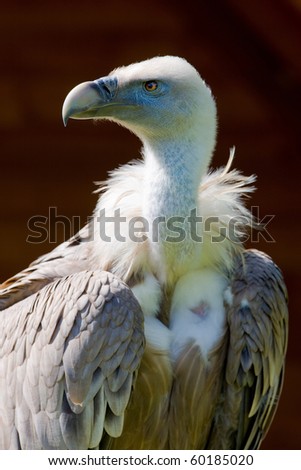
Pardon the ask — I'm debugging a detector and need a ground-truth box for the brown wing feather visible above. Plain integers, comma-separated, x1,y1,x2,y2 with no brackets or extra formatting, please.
108,344,173,449
207,249,288,449
169,338,228,449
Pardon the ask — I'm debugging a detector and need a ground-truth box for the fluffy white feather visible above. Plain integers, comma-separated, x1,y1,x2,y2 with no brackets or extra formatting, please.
170,268,227,359
92,149,255,283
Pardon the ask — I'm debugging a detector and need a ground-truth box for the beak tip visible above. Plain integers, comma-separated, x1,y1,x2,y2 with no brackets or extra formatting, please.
61,79,111,126
62,98,72,127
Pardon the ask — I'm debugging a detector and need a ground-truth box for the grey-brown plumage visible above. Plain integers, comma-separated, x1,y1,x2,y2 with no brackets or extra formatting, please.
208,249,288,449
0,56,288,449
0,271,144,449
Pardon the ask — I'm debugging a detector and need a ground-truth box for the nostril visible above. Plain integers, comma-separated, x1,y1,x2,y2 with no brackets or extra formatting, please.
102,84,111,96
93,77,118,101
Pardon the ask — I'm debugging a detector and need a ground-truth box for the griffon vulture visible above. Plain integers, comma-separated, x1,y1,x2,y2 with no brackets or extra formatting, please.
0,56,288,449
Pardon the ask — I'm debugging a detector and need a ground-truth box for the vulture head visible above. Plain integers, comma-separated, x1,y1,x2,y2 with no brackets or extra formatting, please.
62,56,217,169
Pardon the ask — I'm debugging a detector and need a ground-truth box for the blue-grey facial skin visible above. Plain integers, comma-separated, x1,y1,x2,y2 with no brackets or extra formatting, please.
92,78,171,124
102,79,174,129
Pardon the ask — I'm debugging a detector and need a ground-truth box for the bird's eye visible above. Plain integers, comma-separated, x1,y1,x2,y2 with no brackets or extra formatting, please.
144,81,159,92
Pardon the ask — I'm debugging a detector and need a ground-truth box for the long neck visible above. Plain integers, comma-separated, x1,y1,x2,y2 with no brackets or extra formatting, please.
141,134,213,284
142,134,212,222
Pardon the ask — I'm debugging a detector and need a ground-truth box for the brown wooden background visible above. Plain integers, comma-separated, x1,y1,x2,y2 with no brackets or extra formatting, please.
0,0,300,449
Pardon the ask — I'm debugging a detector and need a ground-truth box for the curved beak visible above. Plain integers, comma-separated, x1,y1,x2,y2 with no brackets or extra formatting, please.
62,76,118,126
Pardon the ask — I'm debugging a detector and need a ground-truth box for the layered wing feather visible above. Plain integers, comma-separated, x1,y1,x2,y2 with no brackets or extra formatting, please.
0,270,144,449
208,249,288,449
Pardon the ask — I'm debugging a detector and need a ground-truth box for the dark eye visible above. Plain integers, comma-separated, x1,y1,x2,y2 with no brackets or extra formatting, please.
144,81,158,92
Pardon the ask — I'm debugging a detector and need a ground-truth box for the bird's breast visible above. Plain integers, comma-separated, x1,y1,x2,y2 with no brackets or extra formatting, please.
113,268,228,449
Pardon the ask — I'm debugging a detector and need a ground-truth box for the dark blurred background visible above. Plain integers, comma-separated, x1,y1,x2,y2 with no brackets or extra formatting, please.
0,0,300,449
